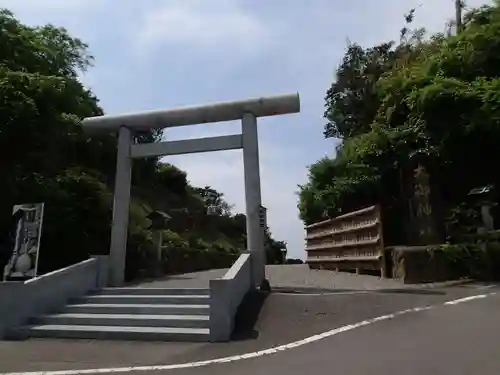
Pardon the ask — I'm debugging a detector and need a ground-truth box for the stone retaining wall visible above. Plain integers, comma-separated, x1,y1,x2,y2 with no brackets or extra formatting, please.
390,246,456,284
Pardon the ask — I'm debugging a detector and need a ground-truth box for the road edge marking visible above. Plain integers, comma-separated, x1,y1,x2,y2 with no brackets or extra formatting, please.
443,293,488,305
1,291,496,375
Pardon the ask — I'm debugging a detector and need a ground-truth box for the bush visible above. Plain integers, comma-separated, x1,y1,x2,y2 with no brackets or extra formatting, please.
438,239,500,281
125,229,153,281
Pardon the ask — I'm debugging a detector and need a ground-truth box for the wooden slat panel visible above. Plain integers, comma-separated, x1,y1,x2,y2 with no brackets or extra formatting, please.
305,205,385,276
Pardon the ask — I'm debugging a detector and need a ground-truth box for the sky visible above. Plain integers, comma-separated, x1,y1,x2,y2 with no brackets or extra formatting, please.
1,0,491,260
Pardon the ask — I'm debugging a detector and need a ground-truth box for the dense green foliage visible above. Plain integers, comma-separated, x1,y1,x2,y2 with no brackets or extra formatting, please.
0,10,285,280
433,231,500,281
299,2,500,242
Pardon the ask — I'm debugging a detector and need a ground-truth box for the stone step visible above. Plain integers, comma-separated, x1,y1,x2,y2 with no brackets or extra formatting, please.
32,313,209,328
98,287,210,296
64,303,210,315
26,324,210,342
76,294,210,305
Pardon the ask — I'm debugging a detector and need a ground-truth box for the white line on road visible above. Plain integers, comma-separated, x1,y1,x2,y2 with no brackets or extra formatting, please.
475,284,500,290
443,294,488,305
273,291,369,296
2,291,497,375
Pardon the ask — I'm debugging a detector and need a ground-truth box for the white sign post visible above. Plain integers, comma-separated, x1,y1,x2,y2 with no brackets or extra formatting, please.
3,203,45,281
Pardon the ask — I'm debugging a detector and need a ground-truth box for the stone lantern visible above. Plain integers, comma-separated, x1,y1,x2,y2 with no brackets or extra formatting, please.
468,185,496,232
146,210,171,276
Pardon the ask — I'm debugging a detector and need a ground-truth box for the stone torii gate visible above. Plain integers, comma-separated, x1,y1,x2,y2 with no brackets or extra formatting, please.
82,93,300,287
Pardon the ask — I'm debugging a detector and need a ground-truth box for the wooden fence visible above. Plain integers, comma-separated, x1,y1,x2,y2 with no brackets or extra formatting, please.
305,205,385,277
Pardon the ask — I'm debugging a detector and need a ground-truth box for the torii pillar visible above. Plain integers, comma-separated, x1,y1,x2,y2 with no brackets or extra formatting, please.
82,93,301,287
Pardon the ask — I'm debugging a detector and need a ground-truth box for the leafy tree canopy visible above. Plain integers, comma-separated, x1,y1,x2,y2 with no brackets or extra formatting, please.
0,9,286,278
299,2,500,238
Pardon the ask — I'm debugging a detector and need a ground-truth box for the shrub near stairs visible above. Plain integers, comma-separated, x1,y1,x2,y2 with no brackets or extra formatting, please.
160,234,240,275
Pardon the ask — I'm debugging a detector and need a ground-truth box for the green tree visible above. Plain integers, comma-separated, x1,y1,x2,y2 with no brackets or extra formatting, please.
194,186,234,216
0,8,288,279
300,1,500,242
323,42,396,139
323,7,426,140
0,9,117,270
265,231,287,264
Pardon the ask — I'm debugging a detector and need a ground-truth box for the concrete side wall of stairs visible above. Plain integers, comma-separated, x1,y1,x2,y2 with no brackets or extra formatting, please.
0,256,108,339
1,252,256,343
209,252,254,341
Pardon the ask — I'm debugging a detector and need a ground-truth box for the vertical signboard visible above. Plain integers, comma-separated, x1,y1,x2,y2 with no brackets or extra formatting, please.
259,205,267,229
3,203,45,281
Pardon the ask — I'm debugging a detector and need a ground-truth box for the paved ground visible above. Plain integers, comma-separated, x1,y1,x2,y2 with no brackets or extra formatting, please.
0,280,497,373
133,265,462,290
132,268,225,288
172,289,500,375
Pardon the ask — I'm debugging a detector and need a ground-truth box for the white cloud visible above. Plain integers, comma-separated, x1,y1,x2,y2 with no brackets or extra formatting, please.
0,0,103,35
0,0,97,14
134,0,269,53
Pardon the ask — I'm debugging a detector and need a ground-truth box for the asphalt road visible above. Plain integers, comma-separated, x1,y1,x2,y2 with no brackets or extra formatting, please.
0,284,498,374
173,289,500,375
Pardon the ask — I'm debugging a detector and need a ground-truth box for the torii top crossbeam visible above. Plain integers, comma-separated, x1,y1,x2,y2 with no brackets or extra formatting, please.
82,93,300,133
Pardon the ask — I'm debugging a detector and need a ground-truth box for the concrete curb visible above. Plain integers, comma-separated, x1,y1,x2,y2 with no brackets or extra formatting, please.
271,278,476,295
407,278,475,289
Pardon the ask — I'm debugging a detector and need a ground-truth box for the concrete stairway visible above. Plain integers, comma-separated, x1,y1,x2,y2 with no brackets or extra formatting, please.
19,287,211,341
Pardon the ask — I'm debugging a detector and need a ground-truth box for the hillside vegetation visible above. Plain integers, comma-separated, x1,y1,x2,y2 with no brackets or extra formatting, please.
299,1,500,241
0,10,286,281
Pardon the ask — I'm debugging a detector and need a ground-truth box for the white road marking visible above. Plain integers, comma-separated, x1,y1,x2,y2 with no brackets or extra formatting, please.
273,291,369,296
443,294,488,305
475,284,499,290
2,291,496,375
